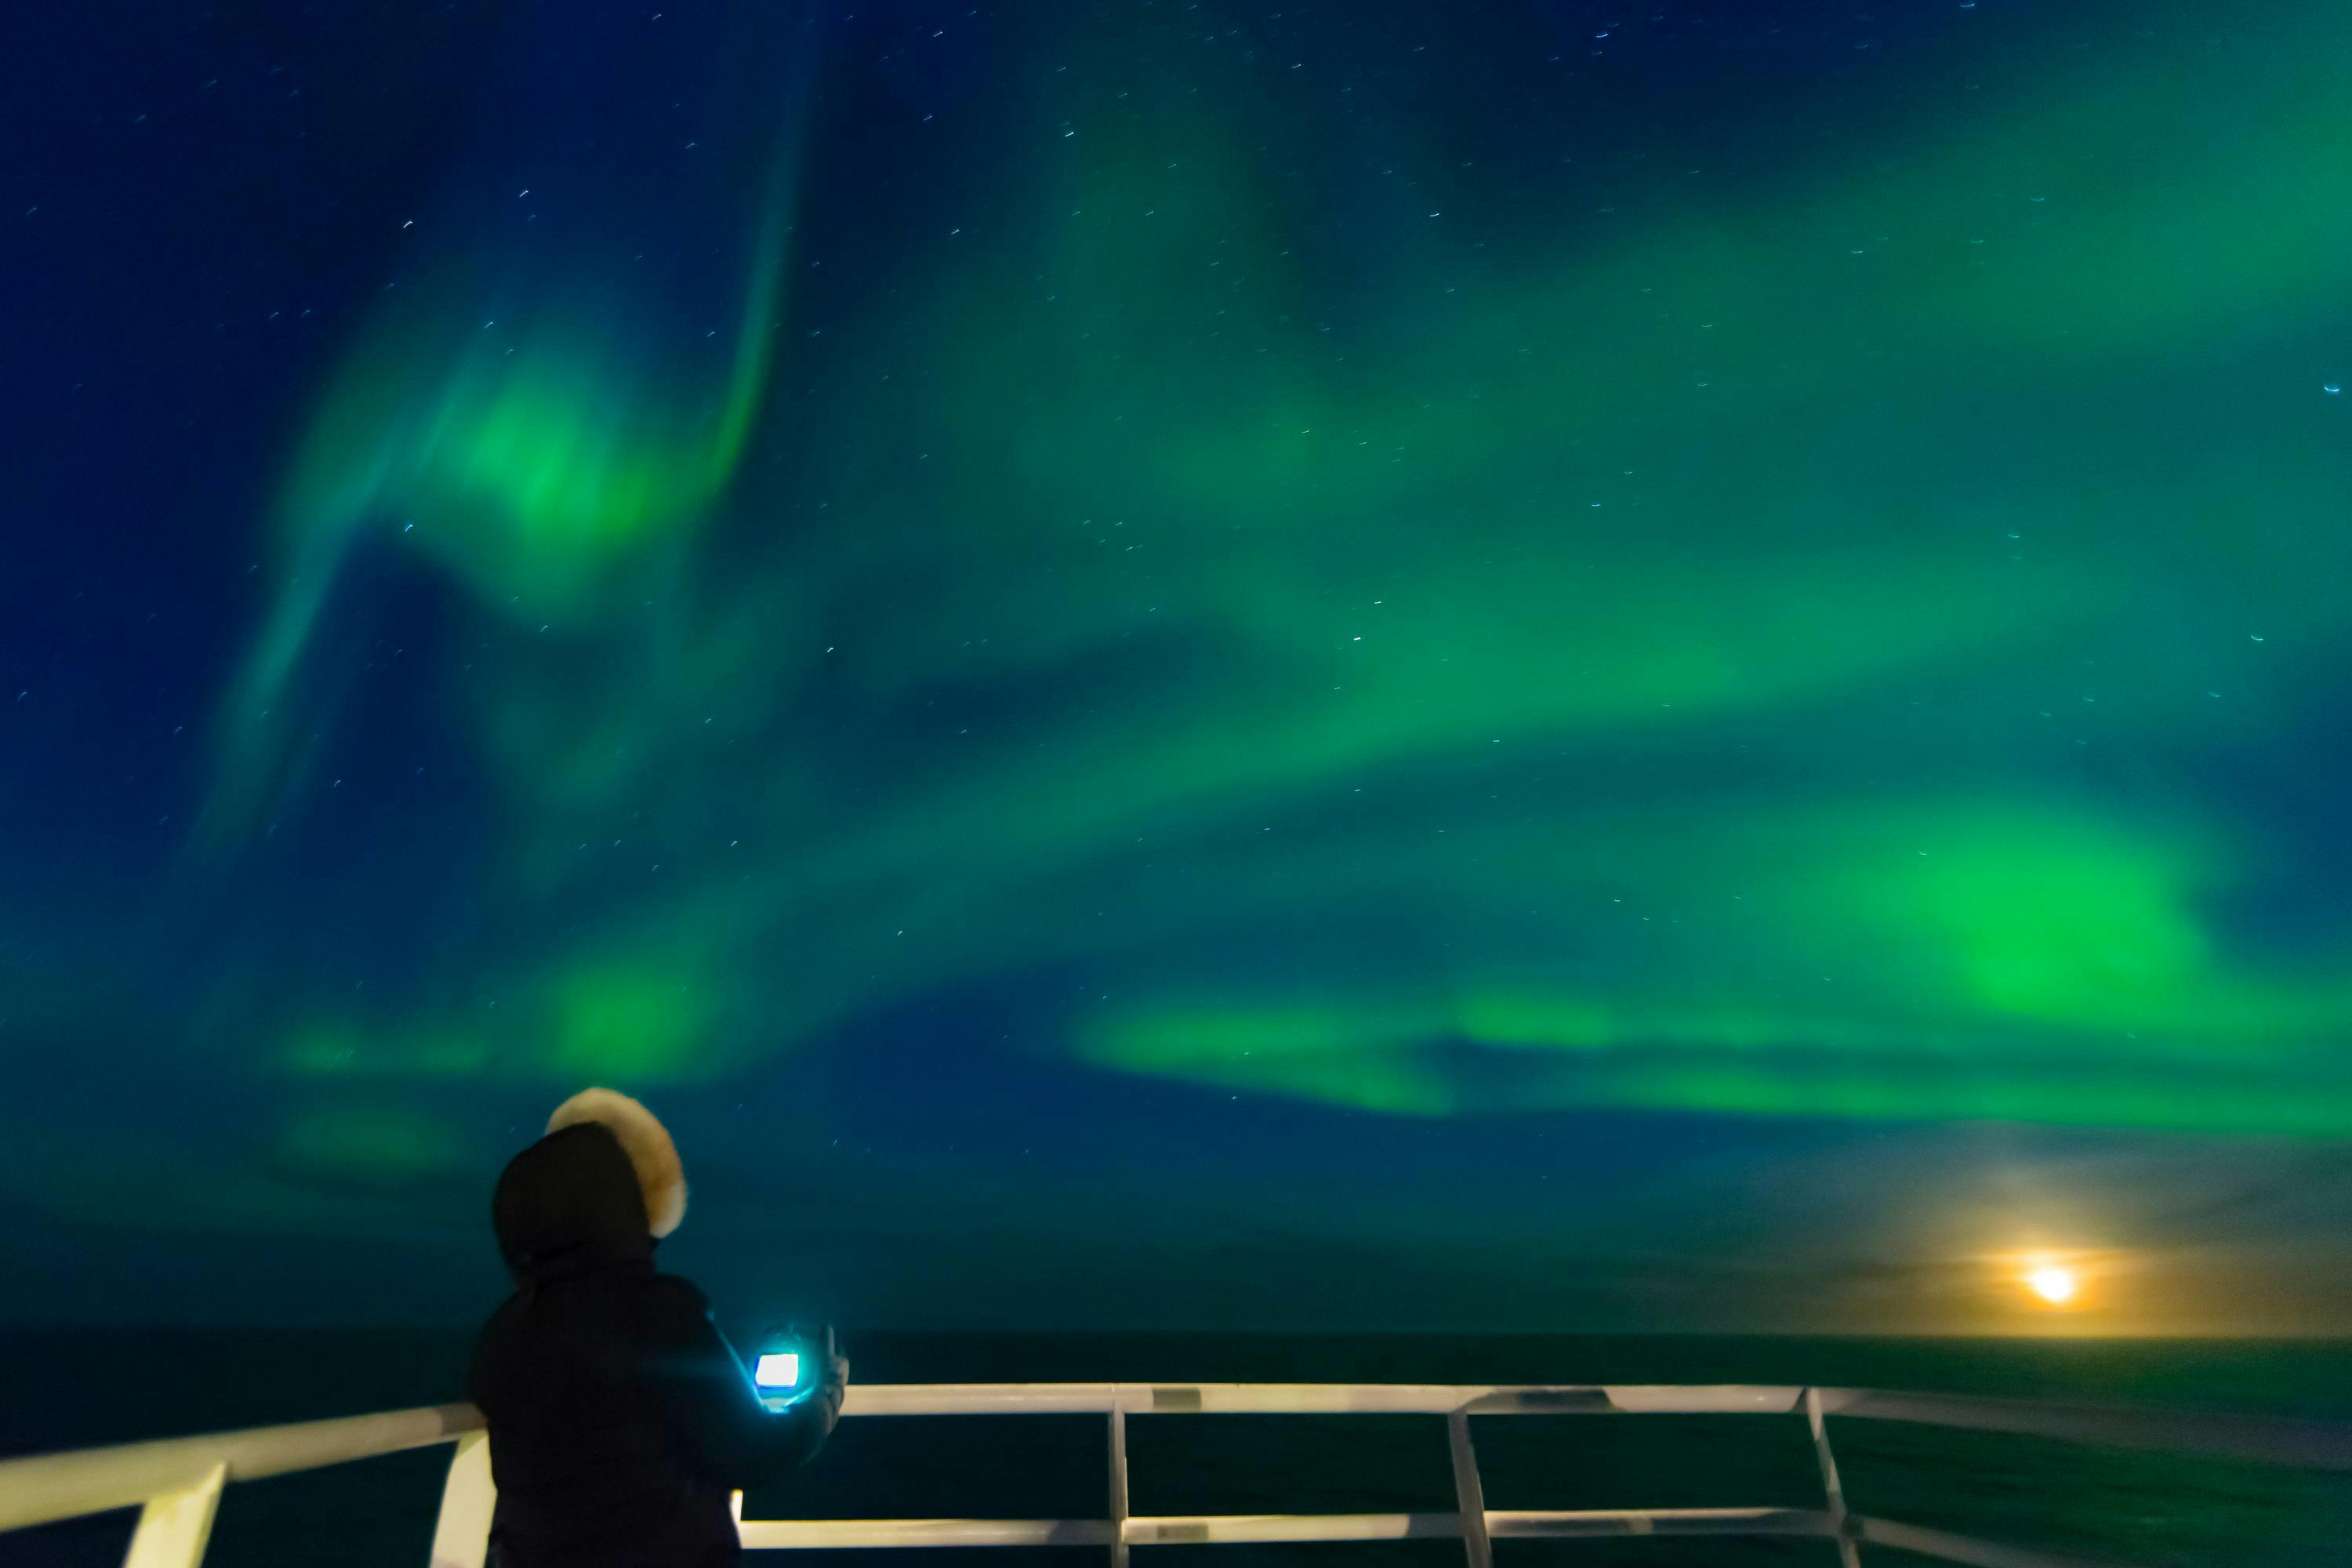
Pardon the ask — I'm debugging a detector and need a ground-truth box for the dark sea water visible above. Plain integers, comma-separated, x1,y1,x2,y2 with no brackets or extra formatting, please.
4,1332,2349,1566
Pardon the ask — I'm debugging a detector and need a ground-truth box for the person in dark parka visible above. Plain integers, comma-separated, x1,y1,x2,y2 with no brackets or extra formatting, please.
470,1088,846,1567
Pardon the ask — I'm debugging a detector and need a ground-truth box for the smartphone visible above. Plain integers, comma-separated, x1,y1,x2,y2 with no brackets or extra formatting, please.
753,1324,832,1410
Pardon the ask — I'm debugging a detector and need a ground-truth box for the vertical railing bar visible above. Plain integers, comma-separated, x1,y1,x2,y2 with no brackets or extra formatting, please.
1108,1406,1130,1568
428,1428,495,1568
1446,1409,1493,1568
120,1461,225,1568
1806,1386,1861,1568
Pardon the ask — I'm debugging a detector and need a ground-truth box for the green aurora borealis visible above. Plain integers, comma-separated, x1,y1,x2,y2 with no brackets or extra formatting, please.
7,0,2352,1330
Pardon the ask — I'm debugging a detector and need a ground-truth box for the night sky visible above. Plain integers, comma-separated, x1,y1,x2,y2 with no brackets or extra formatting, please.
5,0,2351,1335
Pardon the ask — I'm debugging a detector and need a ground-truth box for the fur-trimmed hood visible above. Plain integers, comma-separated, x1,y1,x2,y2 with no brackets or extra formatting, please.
489,1089,688,1289
546,1087,688,1239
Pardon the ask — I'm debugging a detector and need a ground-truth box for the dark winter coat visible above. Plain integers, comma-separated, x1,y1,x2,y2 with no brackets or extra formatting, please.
469,1120,835,1567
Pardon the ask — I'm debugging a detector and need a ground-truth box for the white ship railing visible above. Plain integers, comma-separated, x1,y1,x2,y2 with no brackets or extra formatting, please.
4,1381,2348,1568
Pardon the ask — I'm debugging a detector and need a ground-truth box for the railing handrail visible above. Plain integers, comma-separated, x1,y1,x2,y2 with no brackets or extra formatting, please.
6,1381,2350,1544
0,1402,480,1534
1813,1386,2352,1470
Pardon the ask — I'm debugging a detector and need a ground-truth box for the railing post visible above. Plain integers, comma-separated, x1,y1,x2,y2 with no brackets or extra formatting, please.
1446,1409,1492,1568
1108,1406,1130,1568
429,1429,495,1568
122,1461,224,1568
1805,1387,1860,1568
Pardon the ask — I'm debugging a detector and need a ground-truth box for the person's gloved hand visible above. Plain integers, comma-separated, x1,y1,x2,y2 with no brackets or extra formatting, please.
815,1343,851,1422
